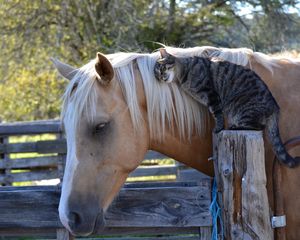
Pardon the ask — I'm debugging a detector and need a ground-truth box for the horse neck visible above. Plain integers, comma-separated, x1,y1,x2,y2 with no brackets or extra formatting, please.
132,62,214,176
149,128,214,176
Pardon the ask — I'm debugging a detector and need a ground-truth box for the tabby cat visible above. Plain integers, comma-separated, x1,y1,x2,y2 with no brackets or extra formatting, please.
154,48,300,168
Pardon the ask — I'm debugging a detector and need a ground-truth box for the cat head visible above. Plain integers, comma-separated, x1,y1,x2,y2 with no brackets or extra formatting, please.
154,48,177,83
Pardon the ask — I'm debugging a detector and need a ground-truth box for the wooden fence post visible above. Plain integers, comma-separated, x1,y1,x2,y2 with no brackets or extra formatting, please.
0,135,11,186
213,131,273,240
57,132,66,185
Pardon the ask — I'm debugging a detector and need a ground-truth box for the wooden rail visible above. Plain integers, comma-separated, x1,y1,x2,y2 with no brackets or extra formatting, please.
0,120,193,185
0,181,212,239
0,121,274,239
0,120,211,239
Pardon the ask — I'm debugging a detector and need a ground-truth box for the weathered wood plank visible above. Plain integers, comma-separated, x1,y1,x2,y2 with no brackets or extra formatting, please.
82,236,201,240
0,174,5,183
0,136,11,185
95,226,204,236
0,183,211,229
0,170,59,183
0,141,167,162
199,226,212,240
57,228,73,240
144,151,167,160
0,120,61,136
177,169,211,182
213,131,273,240
129,165,178,177
0,180,209,191
0,139,67,154
0,227,203,237
106,186,211,227
57,133,66,183
0,156,61,169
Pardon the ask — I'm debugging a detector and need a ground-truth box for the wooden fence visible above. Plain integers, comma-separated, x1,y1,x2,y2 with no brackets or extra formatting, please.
0,181,212,239
0,120,212,239
0,120,207,186
0,121,273,239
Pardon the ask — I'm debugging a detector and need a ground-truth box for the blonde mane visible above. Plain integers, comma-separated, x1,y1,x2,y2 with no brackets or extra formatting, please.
62,46,280,141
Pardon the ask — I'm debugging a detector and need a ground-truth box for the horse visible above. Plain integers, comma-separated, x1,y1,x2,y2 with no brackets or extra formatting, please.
53,46,300,239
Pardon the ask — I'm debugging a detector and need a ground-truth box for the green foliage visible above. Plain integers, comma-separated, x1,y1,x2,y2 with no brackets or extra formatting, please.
0,0,299,121
0,67,66,121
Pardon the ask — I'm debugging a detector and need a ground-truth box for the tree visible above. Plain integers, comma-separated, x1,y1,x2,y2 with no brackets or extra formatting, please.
0,0,299,121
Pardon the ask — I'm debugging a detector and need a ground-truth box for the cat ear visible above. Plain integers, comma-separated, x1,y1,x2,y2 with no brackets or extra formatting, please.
159,48,169,58
158,48,175,64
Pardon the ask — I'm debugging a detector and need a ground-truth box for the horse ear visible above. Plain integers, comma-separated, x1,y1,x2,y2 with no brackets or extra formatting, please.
95,52,114,85
51,58,78,81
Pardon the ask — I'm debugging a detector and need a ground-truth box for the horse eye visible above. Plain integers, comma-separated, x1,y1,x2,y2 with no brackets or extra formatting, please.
94,122,107,133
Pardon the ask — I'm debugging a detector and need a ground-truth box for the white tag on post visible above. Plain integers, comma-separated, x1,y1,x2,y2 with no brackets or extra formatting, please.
271,215,286,228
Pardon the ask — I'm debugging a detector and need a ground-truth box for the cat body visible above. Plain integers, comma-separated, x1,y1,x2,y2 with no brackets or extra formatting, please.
154,49,299,168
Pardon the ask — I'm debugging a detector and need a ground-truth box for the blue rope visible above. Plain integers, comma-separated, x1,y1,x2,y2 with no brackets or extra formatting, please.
209,178,224,240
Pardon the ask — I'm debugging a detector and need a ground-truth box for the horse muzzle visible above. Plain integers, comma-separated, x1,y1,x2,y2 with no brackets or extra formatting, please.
65,208,105,236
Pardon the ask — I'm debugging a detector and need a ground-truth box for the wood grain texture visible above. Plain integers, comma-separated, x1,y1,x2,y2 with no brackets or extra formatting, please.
0,136,10,185
77,236,202,240
177,168,211,182
129,165,178,177
0,156,61,169
95,226,203,235
0,182,212,229
0,227,203,237
199,226,212,240
56,228,73,240
0,139,67,154
0,120,61,136
106,186,212,227
213,130,273,240
144,150,167,160
0,170,59,183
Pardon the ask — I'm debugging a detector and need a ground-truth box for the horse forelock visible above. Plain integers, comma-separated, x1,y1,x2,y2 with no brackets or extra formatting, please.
61,59,98,131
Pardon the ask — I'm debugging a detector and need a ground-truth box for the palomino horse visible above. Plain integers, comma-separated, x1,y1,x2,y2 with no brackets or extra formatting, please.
53,46,300,239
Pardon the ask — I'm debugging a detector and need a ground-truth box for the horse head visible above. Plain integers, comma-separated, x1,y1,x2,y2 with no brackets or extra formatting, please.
53,53,149,235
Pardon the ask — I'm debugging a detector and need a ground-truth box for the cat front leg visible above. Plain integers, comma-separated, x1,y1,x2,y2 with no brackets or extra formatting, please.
205,91,224,133
183,87,225,133
209,106,224,133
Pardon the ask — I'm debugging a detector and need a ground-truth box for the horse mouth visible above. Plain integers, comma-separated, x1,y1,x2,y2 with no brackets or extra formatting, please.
92,211,106,234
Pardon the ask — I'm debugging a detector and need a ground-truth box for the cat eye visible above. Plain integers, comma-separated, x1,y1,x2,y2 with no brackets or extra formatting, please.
166,64,174,69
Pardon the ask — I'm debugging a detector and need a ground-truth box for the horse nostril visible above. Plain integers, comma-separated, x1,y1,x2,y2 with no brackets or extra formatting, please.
68,211,81,229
